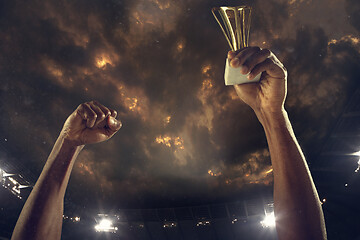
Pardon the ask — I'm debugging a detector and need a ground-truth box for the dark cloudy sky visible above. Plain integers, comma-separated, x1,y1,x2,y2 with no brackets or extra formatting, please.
0,0,359,211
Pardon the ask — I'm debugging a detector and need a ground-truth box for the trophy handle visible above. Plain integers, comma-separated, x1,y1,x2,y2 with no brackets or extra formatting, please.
234,8,244,49
212,6,253,51
211,7,235,51
241,7,252,48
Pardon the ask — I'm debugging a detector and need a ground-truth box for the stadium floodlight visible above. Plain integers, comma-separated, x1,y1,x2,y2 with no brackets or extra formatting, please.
0,168,15,178
163,222,177,228
355,159,360,173
260,212,276,228
8,177,18,185
95,218,118,233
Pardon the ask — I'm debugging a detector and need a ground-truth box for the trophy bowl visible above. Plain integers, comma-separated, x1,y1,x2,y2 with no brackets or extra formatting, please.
212,6,261,85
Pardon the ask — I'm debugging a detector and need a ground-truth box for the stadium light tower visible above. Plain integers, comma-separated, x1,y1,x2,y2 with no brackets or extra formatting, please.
1,168,32,199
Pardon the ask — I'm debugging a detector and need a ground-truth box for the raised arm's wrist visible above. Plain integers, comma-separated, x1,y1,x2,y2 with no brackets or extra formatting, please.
58,130,86,148
61,136,85,152
255,106,288,130
54,134,85,158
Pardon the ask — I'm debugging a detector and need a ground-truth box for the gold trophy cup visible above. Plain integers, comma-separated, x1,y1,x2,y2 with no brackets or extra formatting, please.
212,6,261,85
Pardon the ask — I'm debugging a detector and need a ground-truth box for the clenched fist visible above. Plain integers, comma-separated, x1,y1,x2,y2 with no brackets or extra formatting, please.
228,47,287,114
60,101,122,146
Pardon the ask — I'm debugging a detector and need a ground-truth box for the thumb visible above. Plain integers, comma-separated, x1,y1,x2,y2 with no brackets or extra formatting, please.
107,116,122,132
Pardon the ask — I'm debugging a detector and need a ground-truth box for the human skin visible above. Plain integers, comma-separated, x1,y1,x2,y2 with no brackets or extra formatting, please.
229,47,327,240
11,101,122,240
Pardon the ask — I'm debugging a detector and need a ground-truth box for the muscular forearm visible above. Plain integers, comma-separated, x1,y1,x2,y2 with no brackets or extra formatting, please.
256,108,326,240
11,136,83,240
11,101,120,240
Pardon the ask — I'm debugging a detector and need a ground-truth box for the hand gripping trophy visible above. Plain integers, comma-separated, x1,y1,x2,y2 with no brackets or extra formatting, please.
212,6,261,85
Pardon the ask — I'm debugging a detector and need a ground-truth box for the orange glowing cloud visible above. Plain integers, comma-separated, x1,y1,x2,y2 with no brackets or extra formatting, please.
328,35,360,46
164,116,171,125
155,135,172,147
174,137,184,149
208,169,222,177
125,97,139,111
73,149,114,192
151,0,171,10
201,64,212,76
176,39,185,52
39,1,90,48
118,90,149,118
95,55,113,68
155,135,185,155
120,0,183,48
94,50,120,69
220,149,273,187
41,58,75,88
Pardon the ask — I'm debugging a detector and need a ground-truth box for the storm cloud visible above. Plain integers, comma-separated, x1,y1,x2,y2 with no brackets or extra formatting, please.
0,0,359,210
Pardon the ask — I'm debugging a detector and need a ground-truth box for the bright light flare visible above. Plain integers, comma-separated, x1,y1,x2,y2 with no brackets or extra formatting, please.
351,151,360,156
95,219,118,233
0,168,15,178
355,158,360,173
196,220,211,226
260,212,276,228
163,222,177,228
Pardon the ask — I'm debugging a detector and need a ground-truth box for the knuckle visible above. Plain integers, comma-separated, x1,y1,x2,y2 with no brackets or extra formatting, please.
252,64,260,72
252,46,261,52
265,58,273,64
243,61,250,69
237,48,247,54
245,57,256,67
261,49,271,57
111,110,117,117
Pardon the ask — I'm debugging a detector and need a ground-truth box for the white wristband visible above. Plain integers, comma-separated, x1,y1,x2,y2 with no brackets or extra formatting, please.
224,58,261,85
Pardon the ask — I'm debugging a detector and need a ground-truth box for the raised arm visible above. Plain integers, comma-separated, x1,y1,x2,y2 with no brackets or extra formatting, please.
228,47,327,240
11,101,122,240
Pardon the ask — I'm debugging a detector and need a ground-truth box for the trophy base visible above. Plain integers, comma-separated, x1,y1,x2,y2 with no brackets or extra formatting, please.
224,58,261,85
